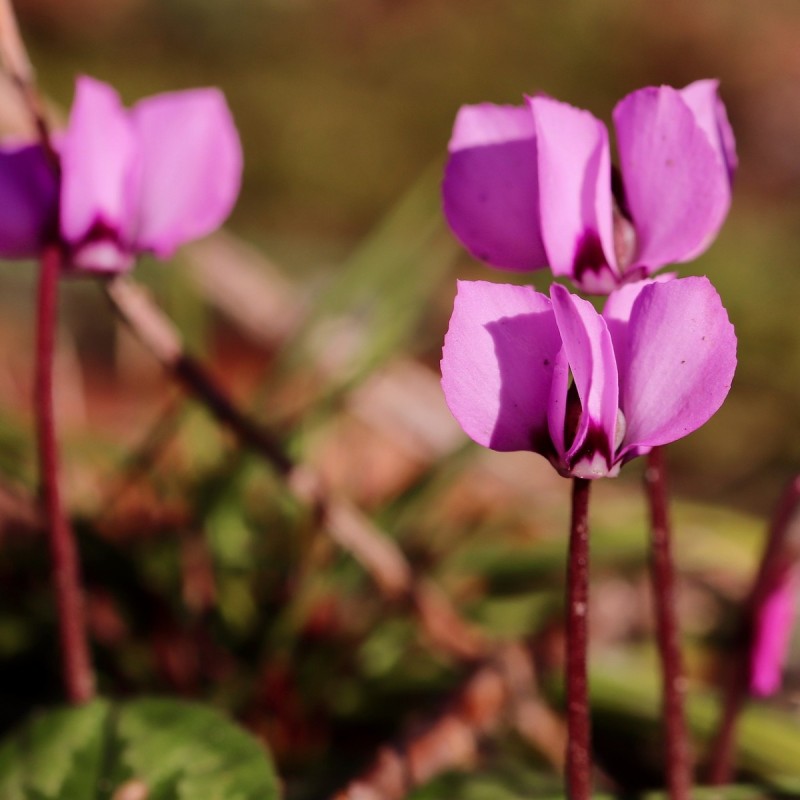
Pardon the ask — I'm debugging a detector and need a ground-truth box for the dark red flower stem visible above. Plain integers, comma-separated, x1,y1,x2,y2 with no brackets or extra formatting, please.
35,244,94,703
644,446,692,800
566,477,592,800
707,474,800,785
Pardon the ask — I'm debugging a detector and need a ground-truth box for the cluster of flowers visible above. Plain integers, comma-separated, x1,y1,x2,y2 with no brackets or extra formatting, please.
0,70,790,710
440,80,738,481
440,79,800,708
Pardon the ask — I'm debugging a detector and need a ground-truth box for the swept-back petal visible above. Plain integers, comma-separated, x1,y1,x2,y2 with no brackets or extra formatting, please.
530,96,617,291
679,79,737,182
442,104,547,271
550,284,619,477
614,86,731,269
619,276,736,453
0,143,58,258
60,76,137,246
441,280,560,453
130,88,242,257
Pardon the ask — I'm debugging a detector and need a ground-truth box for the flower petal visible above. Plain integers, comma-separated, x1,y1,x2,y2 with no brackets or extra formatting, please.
530,95,617,291
60,76,137,248
441,280,560,453
442,104,547,271
679,79,737,183
550,284,619,478
614,86,731,270
750,572,796,697
602,273,675,363
619,276,736,453
546,345,570,464
130,88,242,258
0,142,58,258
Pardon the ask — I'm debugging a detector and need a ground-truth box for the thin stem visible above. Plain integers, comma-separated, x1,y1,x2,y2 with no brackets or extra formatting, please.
644,446,692,800
706,474,800,784
705,669,747,786
566,477,592,800
35,244,94,703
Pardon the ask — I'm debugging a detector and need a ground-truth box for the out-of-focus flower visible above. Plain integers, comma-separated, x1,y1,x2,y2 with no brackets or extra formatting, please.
0,76,242,274
440,276,736,479
443,81,735,293
749,569,797,696
748,477,800,697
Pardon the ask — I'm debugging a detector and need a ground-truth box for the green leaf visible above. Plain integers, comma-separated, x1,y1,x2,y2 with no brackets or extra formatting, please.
0,698,280,800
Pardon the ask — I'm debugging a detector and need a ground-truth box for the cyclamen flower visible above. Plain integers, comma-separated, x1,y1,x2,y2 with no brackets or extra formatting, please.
440,276,736,479
0,76,242,273
443,81,736,293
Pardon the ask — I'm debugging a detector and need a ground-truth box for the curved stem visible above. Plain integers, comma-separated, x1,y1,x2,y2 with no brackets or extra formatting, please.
644,446,692,799
36,244,94,703
566,477,592,800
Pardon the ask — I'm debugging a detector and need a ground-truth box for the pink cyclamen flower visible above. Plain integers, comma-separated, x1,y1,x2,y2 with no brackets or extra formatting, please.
749,570,797,696
440,276,736,479
0,76,242,273
443,81,736,293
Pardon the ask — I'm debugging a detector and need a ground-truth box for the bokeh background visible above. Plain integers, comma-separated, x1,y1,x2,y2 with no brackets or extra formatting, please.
4,0,799,512
0,2,799,797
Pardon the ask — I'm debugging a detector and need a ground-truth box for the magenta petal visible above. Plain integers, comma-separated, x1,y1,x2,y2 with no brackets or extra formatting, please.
440,280,560,452
750,573,796,697
0,143,57,258
130,88,242,257
530,96,617,289
546,346,570,463
602,273,676,363
442,104,547,271
619,276,736,453
60,77,137,247
550,284,619,477
614,86,731,270
679,79,737,183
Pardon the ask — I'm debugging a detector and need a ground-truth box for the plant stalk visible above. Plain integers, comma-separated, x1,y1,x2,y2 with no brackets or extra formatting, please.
706,474,800,784
566,477,592,800
644,446,692,800
35,244,94,703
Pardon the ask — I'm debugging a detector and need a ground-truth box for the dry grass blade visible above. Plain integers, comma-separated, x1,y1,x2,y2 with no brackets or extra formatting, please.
105,274,490,661
330,644,553,800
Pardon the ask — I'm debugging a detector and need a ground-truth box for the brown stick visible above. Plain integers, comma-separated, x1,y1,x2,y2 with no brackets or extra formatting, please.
0,0,58,166
104,275,487,661
644,446,692,799
330,645,542,800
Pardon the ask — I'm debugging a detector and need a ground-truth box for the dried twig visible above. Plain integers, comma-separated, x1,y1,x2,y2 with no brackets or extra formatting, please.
0,0,58,163
330,644,552,800
104,275,487,661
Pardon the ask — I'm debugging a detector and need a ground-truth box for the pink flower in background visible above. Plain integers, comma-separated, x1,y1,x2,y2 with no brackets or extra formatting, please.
443,81,735,293
749,570,797,696
440,276,736,478
0,76,242,273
